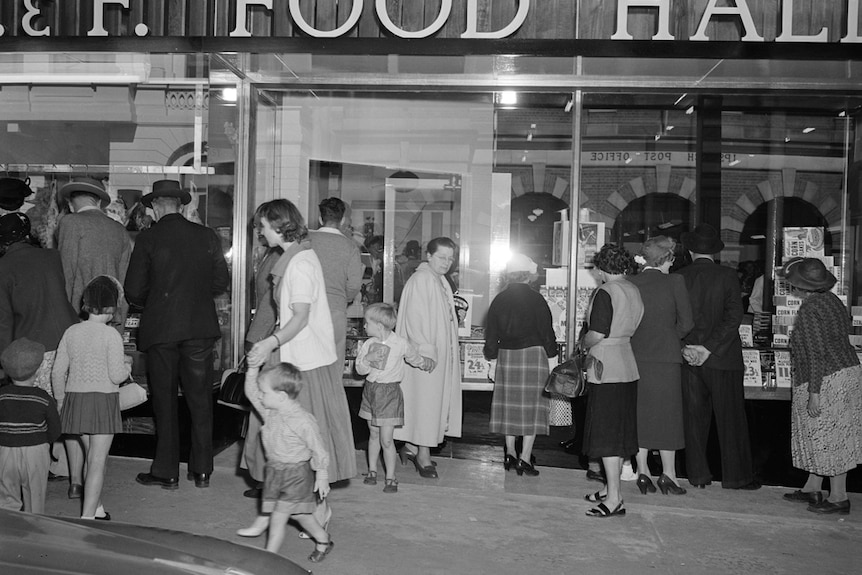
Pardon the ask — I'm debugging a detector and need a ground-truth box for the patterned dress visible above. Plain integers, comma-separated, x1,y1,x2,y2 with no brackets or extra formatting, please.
789,290,862,476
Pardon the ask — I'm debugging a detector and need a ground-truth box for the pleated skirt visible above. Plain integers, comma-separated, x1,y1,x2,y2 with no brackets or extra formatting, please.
791,365,862,476
297,364,358,482
61,392,122,435
583,381,638,458
489,346,550,436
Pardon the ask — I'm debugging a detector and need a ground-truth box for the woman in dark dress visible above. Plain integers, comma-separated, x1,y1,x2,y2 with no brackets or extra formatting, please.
484,254,557,476
628,236,693,495
582,245,644,518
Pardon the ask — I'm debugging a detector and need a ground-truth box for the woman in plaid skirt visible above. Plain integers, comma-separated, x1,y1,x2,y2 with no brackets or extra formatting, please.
483,254,558,476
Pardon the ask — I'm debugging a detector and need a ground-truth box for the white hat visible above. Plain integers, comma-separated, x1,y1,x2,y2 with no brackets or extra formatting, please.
506,253,537,274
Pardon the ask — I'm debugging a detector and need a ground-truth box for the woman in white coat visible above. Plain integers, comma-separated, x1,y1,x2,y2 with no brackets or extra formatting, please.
394,237,462,478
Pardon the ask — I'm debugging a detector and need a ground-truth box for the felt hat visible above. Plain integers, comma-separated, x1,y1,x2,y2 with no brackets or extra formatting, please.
0,212,30,245
141,180,191,208
59,177,111,209
0,177,34,211
779,257,836,292
506,253,538,274
0,337,46,381
681,223,724,254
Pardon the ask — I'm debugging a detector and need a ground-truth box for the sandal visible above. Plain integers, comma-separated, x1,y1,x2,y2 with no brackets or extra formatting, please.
586,501,626,518
363,471,378,485
383,478,398,493
584,490,607,503
308,540,334,563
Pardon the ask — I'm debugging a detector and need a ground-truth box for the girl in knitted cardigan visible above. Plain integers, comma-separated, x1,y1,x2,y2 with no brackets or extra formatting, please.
52,276,129,520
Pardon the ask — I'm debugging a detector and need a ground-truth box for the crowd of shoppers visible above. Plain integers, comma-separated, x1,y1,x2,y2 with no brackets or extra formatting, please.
2,171,860,567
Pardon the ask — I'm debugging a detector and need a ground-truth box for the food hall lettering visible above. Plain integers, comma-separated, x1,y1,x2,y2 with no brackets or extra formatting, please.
2,0,861,42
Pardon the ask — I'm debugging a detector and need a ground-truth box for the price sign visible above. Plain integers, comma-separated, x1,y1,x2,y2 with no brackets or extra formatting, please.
462,343,489,381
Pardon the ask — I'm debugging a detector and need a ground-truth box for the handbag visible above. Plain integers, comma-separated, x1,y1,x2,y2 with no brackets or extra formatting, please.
544,348,593,399
118,380,148,411
218,356,251,411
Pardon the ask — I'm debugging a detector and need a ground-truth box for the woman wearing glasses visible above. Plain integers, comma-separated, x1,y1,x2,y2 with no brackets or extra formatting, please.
394,237,463,478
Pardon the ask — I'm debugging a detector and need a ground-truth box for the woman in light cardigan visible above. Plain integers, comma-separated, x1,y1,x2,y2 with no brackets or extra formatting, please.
248,199,357,533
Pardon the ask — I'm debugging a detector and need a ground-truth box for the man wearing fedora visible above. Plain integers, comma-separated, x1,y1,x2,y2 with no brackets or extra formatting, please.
124,180,229,490
57,177,132,330
676,223,760,491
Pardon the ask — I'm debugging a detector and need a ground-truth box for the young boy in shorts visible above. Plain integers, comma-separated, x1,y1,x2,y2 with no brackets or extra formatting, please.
0,338,62,514
356,303,430,493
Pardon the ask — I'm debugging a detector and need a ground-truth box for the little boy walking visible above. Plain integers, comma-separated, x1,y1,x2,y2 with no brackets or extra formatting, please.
356,303,430,493
0,338,62,514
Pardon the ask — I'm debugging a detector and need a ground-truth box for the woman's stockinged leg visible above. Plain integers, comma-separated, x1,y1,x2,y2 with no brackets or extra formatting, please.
415,445,433,468
520,435,536,463
635,447,650,477
829,473,848,502
504,435,517,457
602,456,623,509
659,449,679,483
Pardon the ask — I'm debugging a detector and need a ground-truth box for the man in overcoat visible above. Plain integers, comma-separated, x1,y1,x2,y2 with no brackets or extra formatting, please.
676,223,760,491
57,177,131,330
124,180,229,489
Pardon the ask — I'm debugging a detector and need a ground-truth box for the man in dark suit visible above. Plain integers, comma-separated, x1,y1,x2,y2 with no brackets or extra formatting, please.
676,223,760,490
124,180,229,490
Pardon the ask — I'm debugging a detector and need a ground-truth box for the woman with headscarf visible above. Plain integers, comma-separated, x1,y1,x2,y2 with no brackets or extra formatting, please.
483,253,557,476
581,244,644,518
628,236,693,495
780,257,862,515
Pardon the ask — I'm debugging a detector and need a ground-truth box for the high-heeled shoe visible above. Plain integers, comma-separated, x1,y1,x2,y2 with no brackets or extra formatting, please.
515,459,539,477
411,456,439,478
399,446,437,468
657,474,687,495
504,454,517,471
636,474,656,494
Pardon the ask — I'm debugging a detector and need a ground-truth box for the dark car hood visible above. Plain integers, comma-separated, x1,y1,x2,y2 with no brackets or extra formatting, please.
0,509,310,575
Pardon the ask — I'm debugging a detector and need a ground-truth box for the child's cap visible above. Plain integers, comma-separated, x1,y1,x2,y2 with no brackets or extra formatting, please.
82,274,121,314
1,337,46,380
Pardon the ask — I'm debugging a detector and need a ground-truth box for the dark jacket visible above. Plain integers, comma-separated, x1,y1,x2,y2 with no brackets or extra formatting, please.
0,243,78,355
483,283,557,360
629,269,694,364
675,258,744,371
124,213,229,350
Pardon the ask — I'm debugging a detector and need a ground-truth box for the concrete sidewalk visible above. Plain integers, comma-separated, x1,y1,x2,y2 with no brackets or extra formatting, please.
44,444,861,575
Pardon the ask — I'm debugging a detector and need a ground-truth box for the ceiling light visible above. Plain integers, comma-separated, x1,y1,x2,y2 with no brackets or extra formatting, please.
532,208,544,216
674,93,688,106
499,91,517,105
526,133,533,141
751,234,766,240
564,99,573,113
666,125,675,131
785,137,791,142
839,111,847,117
729,159,740,166
685,106,695,115
527,214,537,222
221,87,237,102
802,127,815,134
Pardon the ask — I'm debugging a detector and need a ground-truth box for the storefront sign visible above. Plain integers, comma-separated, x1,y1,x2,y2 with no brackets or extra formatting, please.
1,0,860,42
